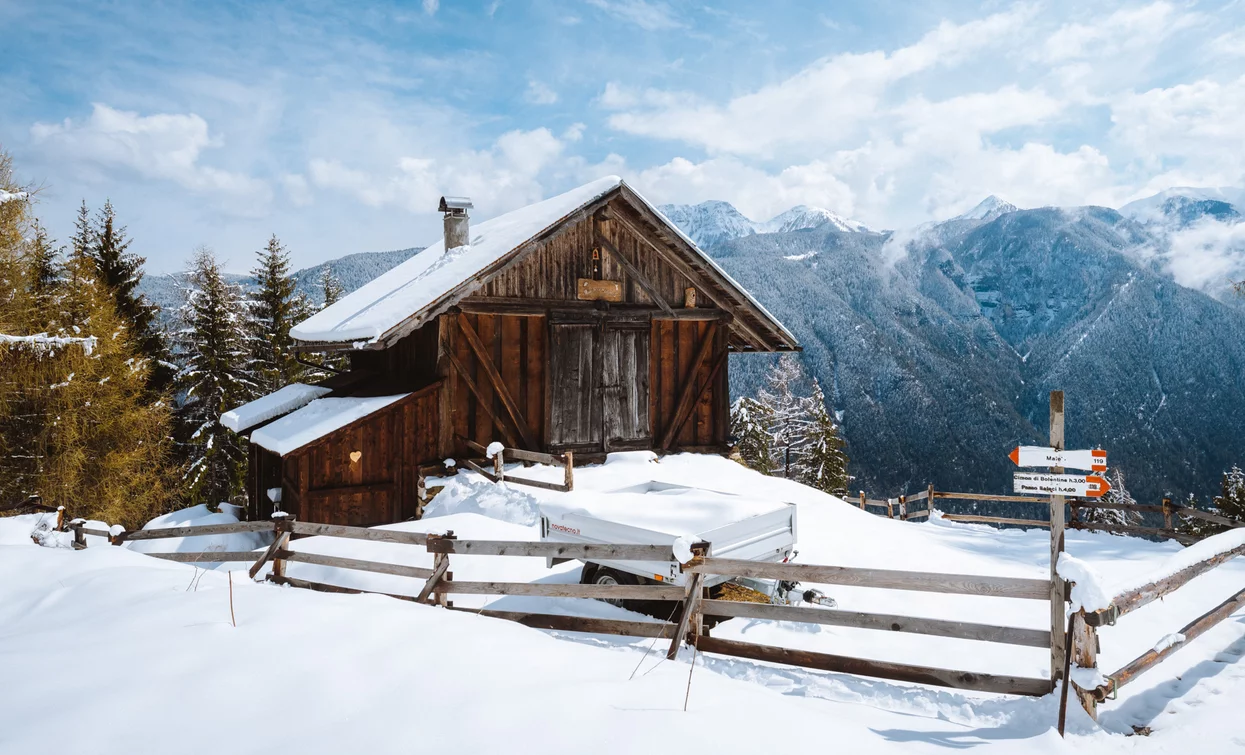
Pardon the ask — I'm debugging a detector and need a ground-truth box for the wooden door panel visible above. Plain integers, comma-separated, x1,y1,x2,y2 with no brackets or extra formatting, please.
548,323,601,446
603,326,651,445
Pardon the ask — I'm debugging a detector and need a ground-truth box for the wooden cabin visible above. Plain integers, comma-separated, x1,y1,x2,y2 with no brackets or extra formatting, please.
223,176,798,526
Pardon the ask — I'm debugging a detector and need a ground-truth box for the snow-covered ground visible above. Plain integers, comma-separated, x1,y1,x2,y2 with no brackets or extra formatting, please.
3,454,1244,753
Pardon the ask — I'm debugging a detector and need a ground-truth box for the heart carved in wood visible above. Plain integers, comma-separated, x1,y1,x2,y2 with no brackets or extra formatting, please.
349,451,362,463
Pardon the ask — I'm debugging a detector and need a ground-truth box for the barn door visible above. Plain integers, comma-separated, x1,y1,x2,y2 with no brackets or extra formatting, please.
602,324,651,449
548,322,601,447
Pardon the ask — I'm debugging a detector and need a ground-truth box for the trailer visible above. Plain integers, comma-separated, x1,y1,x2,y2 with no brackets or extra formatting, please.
540,480,832,607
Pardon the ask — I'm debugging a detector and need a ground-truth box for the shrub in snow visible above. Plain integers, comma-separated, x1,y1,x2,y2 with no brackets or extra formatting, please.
1082,468,1141,527
1181,465,1245,538
730,396,776,475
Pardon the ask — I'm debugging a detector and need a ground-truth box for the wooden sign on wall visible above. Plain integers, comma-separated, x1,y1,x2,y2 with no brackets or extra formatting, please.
577,278,623,302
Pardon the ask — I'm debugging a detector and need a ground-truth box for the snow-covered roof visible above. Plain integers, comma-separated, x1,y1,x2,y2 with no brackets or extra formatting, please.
290,176,798,350
221,383,332,433
250,394,410,456
292,177,624,345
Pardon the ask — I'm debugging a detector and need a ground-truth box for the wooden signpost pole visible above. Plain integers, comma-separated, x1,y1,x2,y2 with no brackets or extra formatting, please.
1049,390,1067,682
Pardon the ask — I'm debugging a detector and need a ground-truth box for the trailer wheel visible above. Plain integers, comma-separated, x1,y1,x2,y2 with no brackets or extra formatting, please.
579,563,598,585
591,567,636,607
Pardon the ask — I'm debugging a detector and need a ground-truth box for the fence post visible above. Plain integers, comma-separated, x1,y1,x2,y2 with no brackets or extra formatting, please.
55,506,66,532
416,471,427,520
1162,496,1173,532
1070,609,1099,721
272,516,294,580
927,484,935,519
899,495,907,520
494,447,505,482
859,491,866,511
563,451,574,491
886,498,895,519
1049,390,1068,682
71,519,86,550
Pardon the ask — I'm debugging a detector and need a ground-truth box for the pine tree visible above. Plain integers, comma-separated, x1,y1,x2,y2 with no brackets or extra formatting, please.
26,220,62,331
792,378,850,495
1213,465,1245,521
248,234,306,393
320,265,345,306
730,396,777,475
90,200,172,391
1084,467,1142,527
175,247,257,508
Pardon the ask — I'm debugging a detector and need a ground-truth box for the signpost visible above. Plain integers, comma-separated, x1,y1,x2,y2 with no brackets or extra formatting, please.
1009,446,1106,472
1013,472,1110,498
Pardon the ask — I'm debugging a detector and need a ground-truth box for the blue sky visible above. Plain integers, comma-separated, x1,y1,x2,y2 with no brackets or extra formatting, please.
2,0,1244,273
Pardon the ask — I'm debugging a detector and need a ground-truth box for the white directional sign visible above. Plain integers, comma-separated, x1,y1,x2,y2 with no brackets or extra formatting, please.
1013,472,1110,498
1008,446,1106,472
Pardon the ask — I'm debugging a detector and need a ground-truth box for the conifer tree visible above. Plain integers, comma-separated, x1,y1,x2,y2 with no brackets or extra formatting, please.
320,265,345,306
1213,465,1245,522
90,200,172,391
792,378,850,495
248,234,306,393
27,221,62,331
730,396,777,475
175,247,257,507
1085,467,1142,527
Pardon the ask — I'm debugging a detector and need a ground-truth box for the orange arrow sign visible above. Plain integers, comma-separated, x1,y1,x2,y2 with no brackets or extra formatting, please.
1085,474,1110,498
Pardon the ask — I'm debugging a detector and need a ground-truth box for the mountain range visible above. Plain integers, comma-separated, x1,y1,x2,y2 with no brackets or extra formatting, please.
138,189,1245,506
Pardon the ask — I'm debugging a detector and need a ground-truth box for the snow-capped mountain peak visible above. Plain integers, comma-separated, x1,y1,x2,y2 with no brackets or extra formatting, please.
760,205,873,234
1119,187,1244,226
658,200,872,249
956,195,1019,221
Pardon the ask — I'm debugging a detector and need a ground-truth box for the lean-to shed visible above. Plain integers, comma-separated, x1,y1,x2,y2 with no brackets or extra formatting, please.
224,176,798,526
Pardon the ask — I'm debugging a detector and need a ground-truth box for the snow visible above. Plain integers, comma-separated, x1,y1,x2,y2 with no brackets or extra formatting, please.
0,189,28,203
1104,528,1245,601
5,454,1245,751
672,534,696,564
0,332,97,356
220,383,331,433
250,394,409,455
1154,633,1186,653
760,205,873,234
124,503,269,557
291,177,624,344
1058,552,1112,612
956,195,1020,221
486,441,504,459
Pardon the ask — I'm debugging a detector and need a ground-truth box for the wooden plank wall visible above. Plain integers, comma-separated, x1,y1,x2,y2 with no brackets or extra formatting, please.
649,319,728,449
349,323,439,389
475,207,701,309
282,387,440,527
247,444,285,521
449,313,546,452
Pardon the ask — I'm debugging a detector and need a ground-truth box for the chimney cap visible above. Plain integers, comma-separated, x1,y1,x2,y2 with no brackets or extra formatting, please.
439,196,473,214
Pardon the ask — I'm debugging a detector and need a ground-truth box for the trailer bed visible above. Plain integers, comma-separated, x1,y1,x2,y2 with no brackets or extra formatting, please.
539,480,797,587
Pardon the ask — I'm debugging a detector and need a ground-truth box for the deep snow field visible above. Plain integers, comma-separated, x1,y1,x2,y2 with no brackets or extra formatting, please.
3,453,1244,754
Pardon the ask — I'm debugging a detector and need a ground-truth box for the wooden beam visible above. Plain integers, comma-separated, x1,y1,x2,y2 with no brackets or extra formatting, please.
117,521,275,542
933,491,1052,504
694,636,1054,696
442,346,521,448
498,475,571,493
1085,539,1245,626
604,204,773,351
595,221,677,316
425,538,677,561
686,558,1050,600
289,521,429,546
436,581,684,600
249,530,290,580
667,571,706,659
446,607,675,639
416,552,451,604
1068,521,1195,543
461,458,501,483
659,322,719,450
1096,585,1245,700
458,297,731,320
940,514,1050,528
304,481,395,502
279,549,435,580
456,313,537,450
701,600,1051,647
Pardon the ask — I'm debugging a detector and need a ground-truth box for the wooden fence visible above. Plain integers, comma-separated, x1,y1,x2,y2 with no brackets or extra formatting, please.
1058,528,1245,730
62,514,1055,698
857,488,1241,545
458,437,574,493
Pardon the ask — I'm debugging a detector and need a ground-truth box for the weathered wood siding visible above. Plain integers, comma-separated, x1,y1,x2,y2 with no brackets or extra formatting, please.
448,313,547,452
650,319,728,449
279,385,440,526
349,322,439,389
247,444,285,521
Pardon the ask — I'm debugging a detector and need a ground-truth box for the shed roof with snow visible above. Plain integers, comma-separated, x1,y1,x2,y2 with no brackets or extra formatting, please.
290,176,798,352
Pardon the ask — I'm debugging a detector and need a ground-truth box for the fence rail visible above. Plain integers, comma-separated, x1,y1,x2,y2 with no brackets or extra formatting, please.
56,513,1057,700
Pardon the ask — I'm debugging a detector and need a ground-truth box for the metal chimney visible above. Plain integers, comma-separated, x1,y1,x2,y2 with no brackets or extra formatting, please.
439,196,473,250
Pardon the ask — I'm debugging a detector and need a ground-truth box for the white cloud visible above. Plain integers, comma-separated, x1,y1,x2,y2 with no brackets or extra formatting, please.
1042,2,1200,62
307,127,569,216
585,0,683,31
1160,218,1245,294
280,173,313,207
525,80,559,105
423,0,439,15
562,122,586,142
1210,27,1245,57
29,103,271,215
603,5,1038,157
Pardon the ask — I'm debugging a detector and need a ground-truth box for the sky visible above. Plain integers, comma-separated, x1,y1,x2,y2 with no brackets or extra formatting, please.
2,0,1244,274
